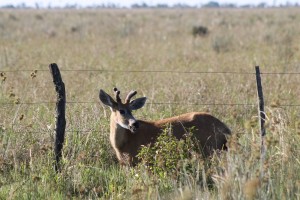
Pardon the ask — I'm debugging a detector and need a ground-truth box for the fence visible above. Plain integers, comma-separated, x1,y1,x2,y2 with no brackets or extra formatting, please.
2,68,300,75
1,69,299,107
1,63,300,173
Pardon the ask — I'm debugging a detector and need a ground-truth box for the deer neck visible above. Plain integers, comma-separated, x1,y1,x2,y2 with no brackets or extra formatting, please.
110,113,129,150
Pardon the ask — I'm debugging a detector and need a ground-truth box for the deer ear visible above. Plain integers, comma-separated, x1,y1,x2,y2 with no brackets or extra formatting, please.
129,97,147,110
99,89,117,108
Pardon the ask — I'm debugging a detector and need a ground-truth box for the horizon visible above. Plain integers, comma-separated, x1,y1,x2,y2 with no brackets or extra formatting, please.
0,0,299,8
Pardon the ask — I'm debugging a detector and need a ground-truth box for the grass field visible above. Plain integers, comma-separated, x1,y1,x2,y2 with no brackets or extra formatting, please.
0,8,300,199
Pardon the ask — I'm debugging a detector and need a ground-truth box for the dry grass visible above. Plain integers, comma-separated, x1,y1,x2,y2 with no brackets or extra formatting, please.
0,8,299,199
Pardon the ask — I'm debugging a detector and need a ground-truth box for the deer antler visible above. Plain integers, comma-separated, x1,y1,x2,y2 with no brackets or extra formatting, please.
113,87,122,103
125,90,137,104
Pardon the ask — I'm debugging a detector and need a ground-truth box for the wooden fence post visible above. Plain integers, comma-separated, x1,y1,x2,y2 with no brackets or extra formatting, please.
255,66,266,177
49,63,66,172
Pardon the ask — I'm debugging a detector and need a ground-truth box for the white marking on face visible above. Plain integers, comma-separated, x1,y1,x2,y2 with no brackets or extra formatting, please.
115,111,138,132
117,121,129,129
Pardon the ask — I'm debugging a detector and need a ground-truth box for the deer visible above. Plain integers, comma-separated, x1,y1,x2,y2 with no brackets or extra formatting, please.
99,88,231,166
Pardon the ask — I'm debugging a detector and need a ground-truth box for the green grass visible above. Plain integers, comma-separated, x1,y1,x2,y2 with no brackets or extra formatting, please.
0,8,300,199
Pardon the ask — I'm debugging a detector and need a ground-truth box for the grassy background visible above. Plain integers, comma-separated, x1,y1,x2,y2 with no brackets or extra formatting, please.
0,8,299,199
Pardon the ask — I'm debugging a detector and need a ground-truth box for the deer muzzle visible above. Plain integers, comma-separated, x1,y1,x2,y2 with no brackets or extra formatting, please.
128,120,139,133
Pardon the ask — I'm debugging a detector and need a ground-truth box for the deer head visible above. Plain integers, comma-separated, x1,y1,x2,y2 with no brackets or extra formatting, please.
99,88,147,133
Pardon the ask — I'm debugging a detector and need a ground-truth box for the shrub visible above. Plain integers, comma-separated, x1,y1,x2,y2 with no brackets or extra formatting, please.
137,126,203,180
192,26,209,37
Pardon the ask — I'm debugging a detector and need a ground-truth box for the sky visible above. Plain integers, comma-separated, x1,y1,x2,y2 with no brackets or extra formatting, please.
0,0,298,7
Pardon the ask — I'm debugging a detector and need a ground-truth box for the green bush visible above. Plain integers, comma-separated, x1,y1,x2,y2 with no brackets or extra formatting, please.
137,126,203,180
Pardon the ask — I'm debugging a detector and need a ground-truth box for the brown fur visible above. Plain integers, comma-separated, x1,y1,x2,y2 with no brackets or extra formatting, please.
109,112,230,166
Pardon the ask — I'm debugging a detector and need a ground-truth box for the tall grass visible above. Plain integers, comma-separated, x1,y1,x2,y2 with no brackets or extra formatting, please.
0,8,299,199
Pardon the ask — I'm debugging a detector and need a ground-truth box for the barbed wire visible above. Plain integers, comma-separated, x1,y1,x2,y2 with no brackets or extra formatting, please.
1,69,299,107
6,129,300,152
9,129,98,133
0,101,254,106
0,101,299,107
1,69,300,75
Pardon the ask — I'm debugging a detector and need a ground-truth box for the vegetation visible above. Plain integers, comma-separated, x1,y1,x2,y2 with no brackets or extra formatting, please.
0,8,299,199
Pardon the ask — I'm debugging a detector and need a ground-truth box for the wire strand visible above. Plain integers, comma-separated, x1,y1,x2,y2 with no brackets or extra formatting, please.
1,69,300,75
0,101,299,107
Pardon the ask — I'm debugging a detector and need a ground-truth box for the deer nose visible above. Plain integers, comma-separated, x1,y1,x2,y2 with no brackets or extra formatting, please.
132,121,139,129
129,121,139,133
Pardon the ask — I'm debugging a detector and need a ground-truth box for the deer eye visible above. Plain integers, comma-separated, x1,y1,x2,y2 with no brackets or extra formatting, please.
119,110,125,115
